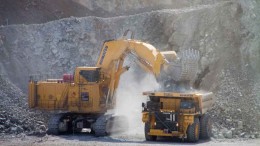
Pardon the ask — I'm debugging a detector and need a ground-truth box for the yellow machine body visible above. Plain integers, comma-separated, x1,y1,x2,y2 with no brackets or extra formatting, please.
29,67,107,113
28,38,177,114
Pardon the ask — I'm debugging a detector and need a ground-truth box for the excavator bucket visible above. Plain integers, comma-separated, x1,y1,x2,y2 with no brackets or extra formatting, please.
165,49,200,82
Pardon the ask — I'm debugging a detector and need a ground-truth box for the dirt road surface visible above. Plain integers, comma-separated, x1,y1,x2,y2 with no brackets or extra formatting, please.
1,134,260,146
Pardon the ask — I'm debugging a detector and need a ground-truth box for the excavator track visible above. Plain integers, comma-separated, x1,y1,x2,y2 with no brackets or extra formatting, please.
47,113,64,135
93,115,129,136
93,115,110,136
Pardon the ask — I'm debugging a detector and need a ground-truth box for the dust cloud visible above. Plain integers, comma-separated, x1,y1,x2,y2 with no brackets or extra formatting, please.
113,68,159,139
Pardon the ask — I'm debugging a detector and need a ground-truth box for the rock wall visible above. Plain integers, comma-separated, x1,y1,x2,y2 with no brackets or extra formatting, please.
0,0,227,25
0,1,244,91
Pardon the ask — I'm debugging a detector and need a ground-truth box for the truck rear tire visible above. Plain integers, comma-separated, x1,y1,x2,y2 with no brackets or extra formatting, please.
200,114,212,139
145,123,157,141
187,118,200,142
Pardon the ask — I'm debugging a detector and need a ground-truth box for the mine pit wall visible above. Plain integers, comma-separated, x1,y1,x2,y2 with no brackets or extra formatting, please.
0,1,256,94
0,0,228,26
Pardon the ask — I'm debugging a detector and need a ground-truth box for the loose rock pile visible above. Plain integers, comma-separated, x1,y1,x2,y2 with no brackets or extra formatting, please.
0,75,49,137
209,66,260,139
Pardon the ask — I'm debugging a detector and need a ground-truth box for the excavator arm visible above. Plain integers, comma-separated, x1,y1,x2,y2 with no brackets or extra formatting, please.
96,39,175,105
94,30,199,106
96,39,169,76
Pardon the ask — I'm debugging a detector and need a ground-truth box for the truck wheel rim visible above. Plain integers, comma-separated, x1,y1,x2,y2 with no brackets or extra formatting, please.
195,124,199,139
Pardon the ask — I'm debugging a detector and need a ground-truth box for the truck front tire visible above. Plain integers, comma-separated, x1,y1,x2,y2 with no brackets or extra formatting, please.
187,118,200,142
144,123,157,141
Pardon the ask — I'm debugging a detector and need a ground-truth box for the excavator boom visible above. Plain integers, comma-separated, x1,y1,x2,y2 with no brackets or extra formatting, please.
96,39,169,76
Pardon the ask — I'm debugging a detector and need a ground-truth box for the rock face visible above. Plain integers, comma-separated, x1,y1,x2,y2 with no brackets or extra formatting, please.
0,0,260,139
0,0,226,25
0,1,249,92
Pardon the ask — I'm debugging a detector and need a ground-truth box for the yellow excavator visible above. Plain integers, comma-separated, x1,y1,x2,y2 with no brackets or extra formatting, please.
29,30,176,136
28,30,213,140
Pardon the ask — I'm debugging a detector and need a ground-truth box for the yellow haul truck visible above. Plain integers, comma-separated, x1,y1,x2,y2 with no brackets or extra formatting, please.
28,30,204,137
141,91,214,142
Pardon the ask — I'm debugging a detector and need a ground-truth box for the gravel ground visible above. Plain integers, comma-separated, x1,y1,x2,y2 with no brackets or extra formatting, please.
1,134,260,146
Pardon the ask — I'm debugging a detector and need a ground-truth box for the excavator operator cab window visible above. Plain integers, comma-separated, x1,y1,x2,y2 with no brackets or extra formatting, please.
79,68,100,83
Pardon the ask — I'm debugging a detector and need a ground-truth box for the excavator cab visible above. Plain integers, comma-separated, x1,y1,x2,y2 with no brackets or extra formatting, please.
74,67,101,84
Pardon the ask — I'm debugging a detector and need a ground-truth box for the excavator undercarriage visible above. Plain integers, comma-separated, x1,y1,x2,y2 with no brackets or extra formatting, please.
46,112,128,136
